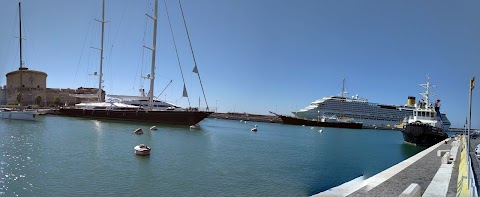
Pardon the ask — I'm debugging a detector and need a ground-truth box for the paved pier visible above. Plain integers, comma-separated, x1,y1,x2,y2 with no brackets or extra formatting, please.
316,137,464,197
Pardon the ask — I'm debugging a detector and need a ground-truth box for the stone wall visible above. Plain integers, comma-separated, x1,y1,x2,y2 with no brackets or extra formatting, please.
0,87,103,107
4,87,47,106
2,68,105,107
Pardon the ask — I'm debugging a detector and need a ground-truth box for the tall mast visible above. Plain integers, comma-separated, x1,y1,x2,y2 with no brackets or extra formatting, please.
18,1,24,90
96,0,106,102
147,0,158,110
18,1,23,70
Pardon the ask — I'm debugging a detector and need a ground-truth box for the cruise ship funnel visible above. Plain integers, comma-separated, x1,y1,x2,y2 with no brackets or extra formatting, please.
407,96,416,107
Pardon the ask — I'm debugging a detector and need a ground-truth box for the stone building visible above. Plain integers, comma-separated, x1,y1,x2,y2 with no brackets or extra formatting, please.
0,68,104,107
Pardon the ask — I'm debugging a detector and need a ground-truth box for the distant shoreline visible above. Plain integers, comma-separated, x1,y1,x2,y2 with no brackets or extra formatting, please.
208,112,281,123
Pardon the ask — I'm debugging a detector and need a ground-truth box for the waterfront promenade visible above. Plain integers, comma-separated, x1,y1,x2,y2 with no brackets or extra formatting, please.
315,135,476,196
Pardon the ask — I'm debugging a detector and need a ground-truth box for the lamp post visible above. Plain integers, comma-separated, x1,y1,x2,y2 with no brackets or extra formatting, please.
215,100,218,113
467,76,475,188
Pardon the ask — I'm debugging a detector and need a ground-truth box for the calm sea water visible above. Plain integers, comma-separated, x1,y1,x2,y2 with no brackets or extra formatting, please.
0,116,426,196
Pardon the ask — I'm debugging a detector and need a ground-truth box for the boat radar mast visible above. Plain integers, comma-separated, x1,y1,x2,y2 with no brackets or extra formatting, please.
418,76,437,107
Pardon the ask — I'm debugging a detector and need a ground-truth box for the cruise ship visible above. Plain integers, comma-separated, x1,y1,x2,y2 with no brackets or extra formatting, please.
292,94,451,131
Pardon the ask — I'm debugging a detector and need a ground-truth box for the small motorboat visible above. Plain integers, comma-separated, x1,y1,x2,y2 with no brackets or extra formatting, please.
251,127,257,132
134,128,143,134
134,144,151,156
150,126,157,130
190,125,197,129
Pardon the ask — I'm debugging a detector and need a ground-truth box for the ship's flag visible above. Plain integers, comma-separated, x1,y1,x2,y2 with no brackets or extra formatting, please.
192,65,199,73
182,84,188,97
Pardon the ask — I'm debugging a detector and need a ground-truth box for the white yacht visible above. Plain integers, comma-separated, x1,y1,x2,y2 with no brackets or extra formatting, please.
292,88,451,131
0,108,39,121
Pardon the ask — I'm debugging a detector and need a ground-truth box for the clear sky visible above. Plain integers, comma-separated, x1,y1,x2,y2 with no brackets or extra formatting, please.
0,0,479,128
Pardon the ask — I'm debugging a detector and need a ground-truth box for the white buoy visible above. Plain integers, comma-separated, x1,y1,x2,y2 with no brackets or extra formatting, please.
134,128,143,134
318,129,323,133
134,144,151,156
150,126,157,130
244,121,247,124
251,128,257,132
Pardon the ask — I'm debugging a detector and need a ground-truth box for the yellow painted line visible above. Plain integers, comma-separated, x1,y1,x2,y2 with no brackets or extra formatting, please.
456,136,469,197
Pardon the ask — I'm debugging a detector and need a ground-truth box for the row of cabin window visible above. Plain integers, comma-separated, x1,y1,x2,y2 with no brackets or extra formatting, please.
415,111,435,118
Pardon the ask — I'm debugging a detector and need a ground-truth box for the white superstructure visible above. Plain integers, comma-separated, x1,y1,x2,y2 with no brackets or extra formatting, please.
406,78,443,127
107,95,182,111
292,92,451,131
0,108,39,121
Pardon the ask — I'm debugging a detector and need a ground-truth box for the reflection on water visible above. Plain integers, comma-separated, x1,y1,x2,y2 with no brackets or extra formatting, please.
400,143,427,160
0,116,426,196
0,119,46,196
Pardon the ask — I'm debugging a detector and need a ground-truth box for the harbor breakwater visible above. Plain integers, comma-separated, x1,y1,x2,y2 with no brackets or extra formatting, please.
208,112,282,123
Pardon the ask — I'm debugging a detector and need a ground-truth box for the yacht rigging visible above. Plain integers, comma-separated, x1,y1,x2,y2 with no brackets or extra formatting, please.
59,0,212,125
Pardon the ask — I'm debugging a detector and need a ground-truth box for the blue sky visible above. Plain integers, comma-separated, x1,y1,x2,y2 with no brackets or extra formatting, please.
0,0,479,128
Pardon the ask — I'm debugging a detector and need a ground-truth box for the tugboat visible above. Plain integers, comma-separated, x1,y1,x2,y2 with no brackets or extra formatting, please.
401,77,448,146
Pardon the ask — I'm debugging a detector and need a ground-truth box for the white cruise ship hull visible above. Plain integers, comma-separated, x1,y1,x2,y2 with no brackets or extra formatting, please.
0,110,39,121
292,96,451,131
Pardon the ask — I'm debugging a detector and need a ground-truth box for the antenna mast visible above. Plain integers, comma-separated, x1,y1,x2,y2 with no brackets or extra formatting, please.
419,76,436,107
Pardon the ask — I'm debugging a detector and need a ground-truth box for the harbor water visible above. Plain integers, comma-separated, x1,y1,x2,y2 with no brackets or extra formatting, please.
0,116,426,196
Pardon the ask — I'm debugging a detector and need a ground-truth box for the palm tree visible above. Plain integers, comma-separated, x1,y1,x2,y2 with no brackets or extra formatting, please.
53,96,61,107
16,93,22,105
35,94,42,106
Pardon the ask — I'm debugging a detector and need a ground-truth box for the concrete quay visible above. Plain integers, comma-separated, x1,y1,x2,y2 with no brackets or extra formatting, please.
315,136,473,197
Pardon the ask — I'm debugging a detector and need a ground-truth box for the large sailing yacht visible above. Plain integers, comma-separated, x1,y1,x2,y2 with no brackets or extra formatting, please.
59,0,212,125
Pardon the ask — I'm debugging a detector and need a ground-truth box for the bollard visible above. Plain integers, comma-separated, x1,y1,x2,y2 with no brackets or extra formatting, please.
399,183,421,197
